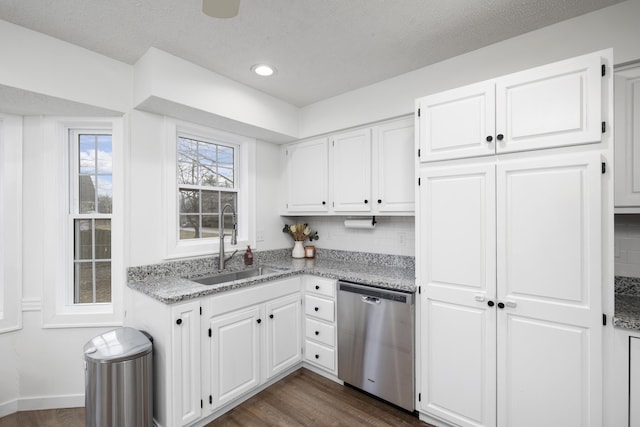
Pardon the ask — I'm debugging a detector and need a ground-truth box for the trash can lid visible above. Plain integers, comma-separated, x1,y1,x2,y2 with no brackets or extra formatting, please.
84,327,152,363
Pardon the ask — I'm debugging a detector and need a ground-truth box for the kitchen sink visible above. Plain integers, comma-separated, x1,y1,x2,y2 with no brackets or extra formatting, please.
192,266,286,286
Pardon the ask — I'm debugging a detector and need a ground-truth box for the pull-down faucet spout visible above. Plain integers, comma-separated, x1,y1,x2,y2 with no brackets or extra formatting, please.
219,203,238,270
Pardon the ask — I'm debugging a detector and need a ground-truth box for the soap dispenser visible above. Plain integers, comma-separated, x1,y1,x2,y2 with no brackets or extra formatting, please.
244,245,253,265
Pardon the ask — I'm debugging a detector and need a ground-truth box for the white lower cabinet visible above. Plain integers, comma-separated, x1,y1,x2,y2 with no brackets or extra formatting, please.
303,276,337,374
631,337,640,427
202,277,302,416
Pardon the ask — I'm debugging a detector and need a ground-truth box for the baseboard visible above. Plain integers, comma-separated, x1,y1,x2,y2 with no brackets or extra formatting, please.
17,393,84,412
0,399,18,418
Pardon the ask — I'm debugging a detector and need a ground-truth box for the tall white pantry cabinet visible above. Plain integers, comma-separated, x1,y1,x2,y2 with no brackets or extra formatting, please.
415,50,614,427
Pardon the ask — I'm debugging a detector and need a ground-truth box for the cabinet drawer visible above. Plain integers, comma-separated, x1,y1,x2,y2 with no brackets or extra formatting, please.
305,317,335,347
305,276,336,298
305,295,334,322
305,340,336,372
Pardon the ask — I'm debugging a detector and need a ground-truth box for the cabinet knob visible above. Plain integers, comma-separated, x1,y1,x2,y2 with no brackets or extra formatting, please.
257,318,262,324
269,314,274,319
486,135,493,142
315,331,319,335
314,307,319,312
377,199,382,204
176,318,182,325
364,199,368,204
315,285,320,290
497,302,505,309
487,300,495,307
315,354,320,359
497,134,504,141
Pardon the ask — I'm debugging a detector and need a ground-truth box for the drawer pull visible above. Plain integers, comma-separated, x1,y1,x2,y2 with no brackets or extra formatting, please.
314,307,319,312
315,354,319,359
315,331,319,336
315,285,320,290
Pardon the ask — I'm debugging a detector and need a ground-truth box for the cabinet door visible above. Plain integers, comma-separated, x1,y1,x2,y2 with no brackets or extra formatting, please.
417,80,495,162
264,293,302,379
373,118,415,212
208,306,261,409
631,337,640,427
418,162,497,427
496,152,602,427
171,301,202,426
496,53,602,154
286,138,329,212
614,66,640,207
331,128,372,212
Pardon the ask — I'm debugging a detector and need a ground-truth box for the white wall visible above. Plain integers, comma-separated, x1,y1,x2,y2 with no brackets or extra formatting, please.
299,0,640,138
615,214,640,277
0,20,132,114
285,216,415,257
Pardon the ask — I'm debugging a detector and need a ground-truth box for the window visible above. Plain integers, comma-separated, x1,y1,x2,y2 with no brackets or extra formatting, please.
0,114,23,333
164,119,255,259
41,117,122,328
177,136,238,240
71,132,112,304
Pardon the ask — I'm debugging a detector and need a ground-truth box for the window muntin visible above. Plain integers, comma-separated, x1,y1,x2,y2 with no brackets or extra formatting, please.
71,132,112,304
177,135,238,240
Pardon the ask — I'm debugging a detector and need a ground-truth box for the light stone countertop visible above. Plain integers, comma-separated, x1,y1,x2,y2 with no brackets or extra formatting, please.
127,249,416,304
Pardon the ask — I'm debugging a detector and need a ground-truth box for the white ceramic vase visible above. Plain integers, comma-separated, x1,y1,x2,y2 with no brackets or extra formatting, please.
292,240,305,258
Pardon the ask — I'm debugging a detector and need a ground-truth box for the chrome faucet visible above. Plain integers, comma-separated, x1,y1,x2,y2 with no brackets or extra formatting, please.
219,203,238,270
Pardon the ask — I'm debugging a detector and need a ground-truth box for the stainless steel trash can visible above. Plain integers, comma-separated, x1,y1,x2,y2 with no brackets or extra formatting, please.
84,327,153,427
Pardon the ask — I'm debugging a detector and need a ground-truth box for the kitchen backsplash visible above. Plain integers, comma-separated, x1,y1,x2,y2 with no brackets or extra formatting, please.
284,216,415,257
615,214,640,278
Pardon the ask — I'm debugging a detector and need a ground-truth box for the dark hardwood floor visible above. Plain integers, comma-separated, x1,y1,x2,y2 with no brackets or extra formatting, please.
0,369,432,427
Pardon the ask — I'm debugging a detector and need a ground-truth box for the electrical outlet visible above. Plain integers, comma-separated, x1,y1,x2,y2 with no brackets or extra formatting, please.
398,232,406,246
256,230,265,242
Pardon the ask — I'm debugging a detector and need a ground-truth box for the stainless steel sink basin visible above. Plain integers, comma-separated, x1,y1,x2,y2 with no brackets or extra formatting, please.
192,267,285,286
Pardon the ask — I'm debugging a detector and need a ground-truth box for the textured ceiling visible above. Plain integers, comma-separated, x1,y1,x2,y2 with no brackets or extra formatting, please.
0,0,625,107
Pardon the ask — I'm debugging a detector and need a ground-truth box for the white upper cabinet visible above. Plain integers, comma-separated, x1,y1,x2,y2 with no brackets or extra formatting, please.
283,117,415,215
373,117,415,212
417,80,495,162
285,138,329,212
614,65,640,209
331,128,372,212
417,51,603,162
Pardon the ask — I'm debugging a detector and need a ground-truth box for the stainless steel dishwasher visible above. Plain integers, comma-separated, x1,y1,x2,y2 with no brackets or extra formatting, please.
337,280,415,411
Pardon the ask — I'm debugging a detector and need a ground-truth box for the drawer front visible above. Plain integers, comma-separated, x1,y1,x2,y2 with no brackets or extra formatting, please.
305,295,334,322
305,276,336,298
305,340,336,372
305,317,335,347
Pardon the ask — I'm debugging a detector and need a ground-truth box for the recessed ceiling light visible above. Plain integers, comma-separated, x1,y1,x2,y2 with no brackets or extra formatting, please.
251,64,276,77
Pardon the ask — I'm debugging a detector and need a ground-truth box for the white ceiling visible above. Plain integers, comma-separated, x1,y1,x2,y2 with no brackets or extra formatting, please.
0,0,625,107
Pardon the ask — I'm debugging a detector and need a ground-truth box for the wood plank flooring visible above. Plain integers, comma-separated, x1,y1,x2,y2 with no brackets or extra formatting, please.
0,369,432,427
206,369,432,427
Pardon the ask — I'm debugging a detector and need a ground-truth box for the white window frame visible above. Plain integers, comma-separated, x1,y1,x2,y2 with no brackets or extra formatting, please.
164,118,256,259
0,114,23,333
42,117,123,328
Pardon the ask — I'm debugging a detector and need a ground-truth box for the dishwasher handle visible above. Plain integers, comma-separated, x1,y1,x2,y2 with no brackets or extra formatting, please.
338,281,414,304
361,295,381,304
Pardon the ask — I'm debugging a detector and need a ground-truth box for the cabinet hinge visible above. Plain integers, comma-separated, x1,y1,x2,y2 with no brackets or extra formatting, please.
200,399,203,408
208,328,212,338
602,64,606,77
602,121,606,134
209,395,213,405
417,108,421,117
200,307,202,315
418,177,421,186
603,313,607,326
418,393,422,402
602,162,606,174
418,149,421,158
418,286,421,294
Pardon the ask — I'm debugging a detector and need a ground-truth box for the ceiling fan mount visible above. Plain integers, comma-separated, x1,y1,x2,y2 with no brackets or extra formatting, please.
202,0,241,19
